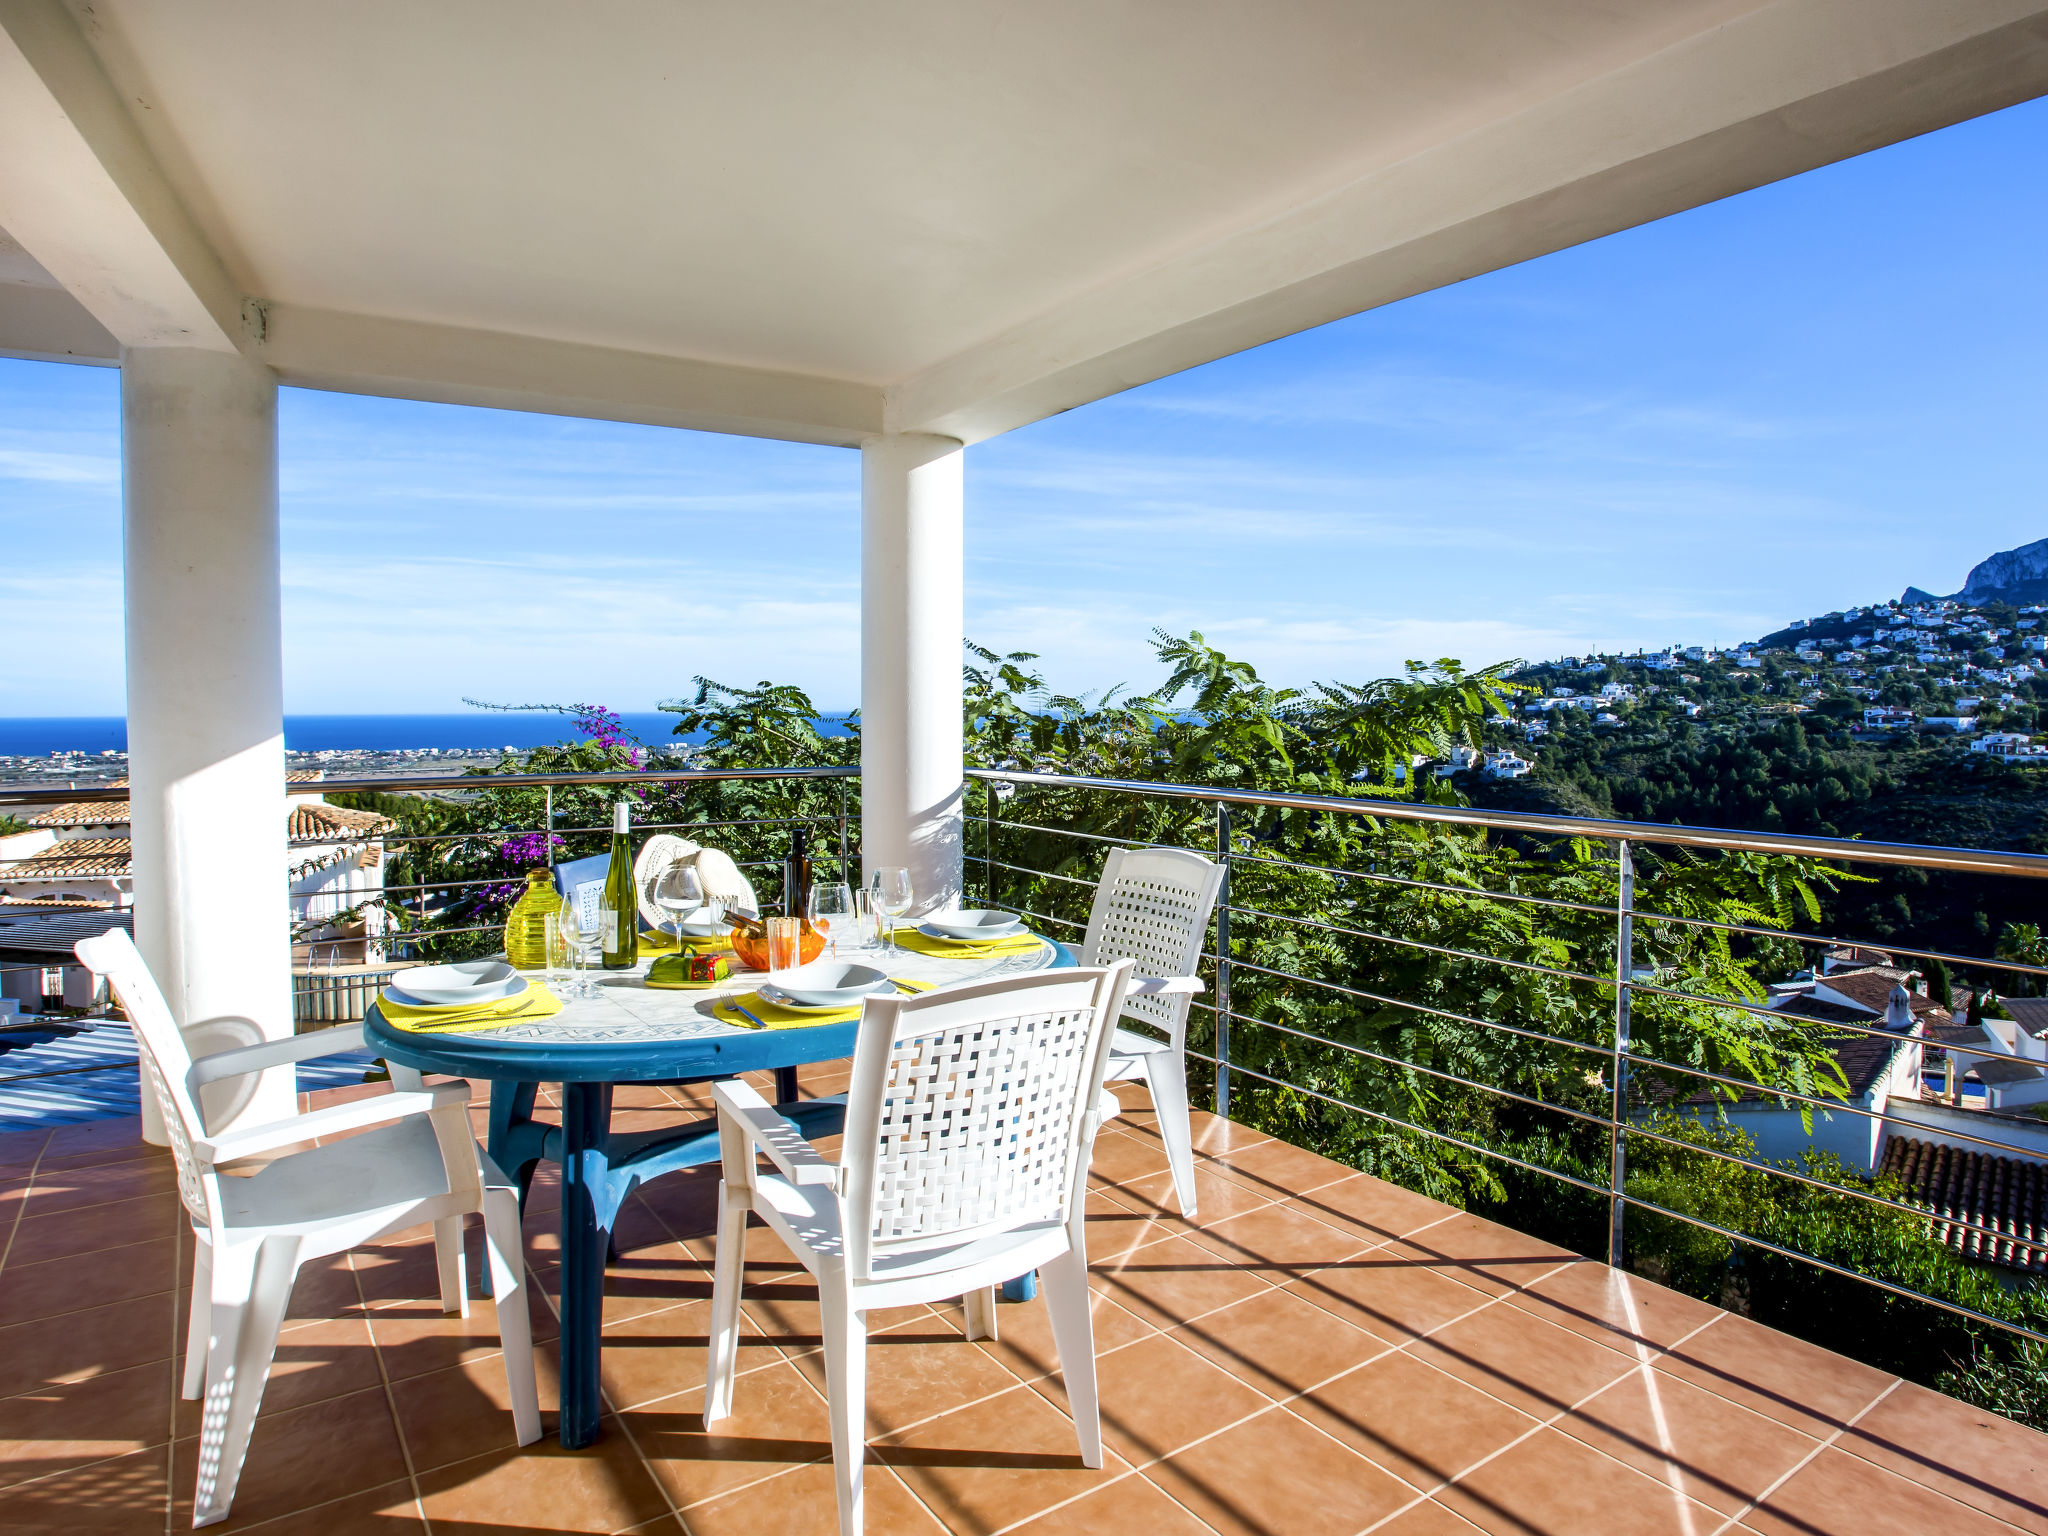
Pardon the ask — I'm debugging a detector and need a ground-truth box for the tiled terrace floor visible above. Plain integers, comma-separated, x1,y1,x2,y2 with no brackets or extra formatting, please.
1,1072,2044,1535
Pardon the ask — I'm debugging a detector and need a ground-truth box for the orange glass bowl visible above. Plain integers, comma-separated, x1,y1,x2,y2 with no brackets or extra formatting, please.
730,922,825,972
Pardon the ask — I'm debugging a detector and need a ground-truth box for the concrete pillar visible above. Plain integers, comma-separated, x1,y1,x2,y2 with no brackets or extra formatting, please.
122,347,292,1139
860,433,964,914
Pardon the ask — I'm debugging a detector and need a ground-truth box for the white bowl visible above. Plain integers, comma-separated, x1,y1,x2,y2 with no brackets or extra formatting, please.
767,959,895,1007
391,960,520,1007
667,913,730,938
923,909,1025,942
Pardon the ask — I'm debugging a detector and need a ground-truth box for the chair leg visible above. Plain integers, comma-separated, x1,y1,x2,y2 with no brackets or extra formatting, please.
181,1232,212,1401
702,1179,750,1423
1040,1241,1102,1469
818,1277,868,1536
961,1285,999,1342
480,1185,542,1447
1148,1051,1199,1218
192,1235,300,1528
434,1215,469,1316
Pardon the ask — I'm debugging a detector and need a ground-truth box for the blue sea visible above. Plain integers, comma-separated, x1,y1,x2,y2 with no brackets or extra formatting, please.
0,713,854,756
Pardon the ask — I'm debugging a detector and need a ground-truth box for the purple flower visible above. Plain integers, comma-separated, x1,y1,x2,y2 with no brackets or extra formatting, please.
501,832,567,867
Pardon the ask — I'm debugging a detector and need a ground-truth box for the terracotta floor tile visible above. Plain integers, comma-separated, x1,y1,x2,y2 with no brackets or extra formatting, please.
170,1386,409,1524
0,1292,175,1396
284,1251,364,1319
1292,1172,1460,1244
627,1360,834,1510
1104,1162,1277,1234
1744,1445,2022,1536
1184,1198,1378,1274
1150,1402,1417,1536
1379,1214,1580,1297
1187,1112,1274,1159
1505,1261,1725,1356
1280,1251,1493,1346
972,1284,1158,1388
1031,1329,1271,1467
874,1383,1134,1535
790,1329,1027,1441
0,1360,176,1491
1094,1233,1271,1330
1554,1363,1821,1516
387,1348,561,1473
14,1160,179,1218
1203,1135,1359,1198
0,1234,179,1324
203,1479,424,1535
3,1194,181,1267
1655,1314,1895,1437
1085,1130,1175,1189
0,1443,170,1534
1836,1380,2048,1535
1412,1299,1637,1419
1175,1285,1392,1399
600,1296,777,1412
1370,1496,1494,1533
1436,1424,1723,1536
364,1285,560,1381
172,1317,385,1437
674,1459,943,1535
1293,1347,1541,1493
414,1432,673,1534
1010,1469,1213,1533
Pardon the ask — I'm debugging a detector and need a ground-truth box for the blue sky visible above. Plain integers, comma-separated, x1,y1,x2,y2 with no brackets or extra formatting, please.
3,96,2044,717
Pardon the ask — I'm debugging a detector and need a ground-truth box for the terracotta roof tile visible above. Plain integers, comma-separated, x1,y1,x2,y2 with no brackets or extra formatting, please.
287,803,394,842
26,801,130,828
2,836,132,878
1880,1133,2048,1274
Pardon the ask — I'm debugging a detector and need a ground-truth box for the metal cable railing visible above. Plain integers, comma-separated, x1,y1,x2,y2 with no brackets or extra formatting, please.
965,765,2048,1346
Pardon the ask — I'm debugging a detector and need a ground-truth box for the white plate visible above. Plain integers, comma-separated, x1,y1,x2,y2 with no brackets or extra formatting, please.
661,914,731,938
763,959,896,1007
387,972,529,1010
919,911,1026,942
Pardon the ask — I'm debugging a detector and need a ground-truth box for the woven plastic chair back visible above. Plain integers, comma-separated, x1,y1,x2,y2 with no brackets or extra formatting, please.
841,965,1129,1278
1080,846,1223,1046
74,928,213,1226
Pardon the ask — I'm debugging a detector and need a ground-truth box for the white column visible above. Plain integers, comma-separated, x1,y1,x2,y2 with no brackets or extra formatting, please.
122,347,292,1140
860,433,965,914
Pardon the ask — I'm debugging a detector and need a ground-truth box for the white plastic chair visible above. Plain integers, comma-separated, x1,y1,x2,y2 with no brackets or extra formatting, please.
1080,845,1224,1216
704,961,1141,1536
75,929,540,1528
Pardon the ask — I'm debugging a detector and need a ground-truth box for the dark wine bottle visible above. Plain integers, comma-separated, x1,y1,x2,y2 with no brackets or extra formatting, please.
784,827,813,924
600,800,638,969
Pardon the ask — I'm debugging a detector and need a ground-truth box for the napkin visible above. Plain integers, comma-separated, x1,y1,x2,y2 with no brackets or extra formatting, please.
891,927,1044,959
712,978,932,1030
378,982,565,1034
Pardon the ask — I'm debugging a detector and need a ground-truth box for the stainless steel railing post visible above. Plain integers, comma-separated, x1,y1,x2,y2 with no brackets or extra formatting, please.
1215,801,1234,1119
1608,839,1634,1269
985,781,998,907
836,779,850,883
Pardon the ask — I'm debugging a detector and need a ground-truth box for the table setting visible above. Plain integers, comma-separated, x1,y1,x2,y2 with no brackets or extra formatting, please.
359,813,1075,1449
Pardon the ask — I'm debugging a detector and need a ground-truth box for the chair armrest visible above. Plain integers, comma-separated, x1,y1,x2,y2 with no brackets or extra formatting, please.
1130,976,1204,997
193,1080,470,1163
711,1080,842,1189
189,1024,367,1087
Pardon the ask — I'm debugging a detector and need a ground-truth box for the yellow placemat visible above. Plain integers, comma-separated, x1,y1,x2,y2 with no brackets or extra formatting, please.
378,982,565,1034
712,979,933,1029
890,927,1044,959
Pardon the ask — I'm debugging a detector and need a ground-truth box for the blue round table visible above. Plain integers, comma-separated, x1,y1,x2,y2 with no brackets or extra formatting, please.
364,938,1074,1448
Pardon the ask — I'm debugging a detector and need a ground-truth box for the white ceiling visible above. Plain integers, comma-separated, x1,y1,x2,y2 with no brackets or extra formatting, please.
4,0,2047,443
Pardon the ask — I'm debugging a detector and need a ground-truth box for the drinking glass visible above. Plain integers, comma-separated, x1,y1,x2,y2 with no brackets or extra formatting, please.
544,911,566,992
765,916,803,974
556,895,595,997
806,882,855,958
652,862,707,943
868,867,912,953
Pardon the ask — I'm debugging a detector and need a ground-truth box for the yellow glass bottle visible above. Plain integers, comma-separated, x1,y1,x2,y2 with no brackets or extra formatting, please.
504,868,563,970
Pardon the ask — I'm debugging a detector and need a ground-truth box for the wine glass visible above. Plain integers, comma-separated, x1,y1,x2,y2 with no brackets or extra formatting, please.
553,896,588,997
868,867,912,954
652,861,708,944
807,881,855,959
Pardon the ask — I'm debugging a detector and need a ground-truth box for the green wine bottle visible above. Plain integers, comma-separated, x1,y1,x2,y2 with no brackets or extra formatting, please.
600,800,639,970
